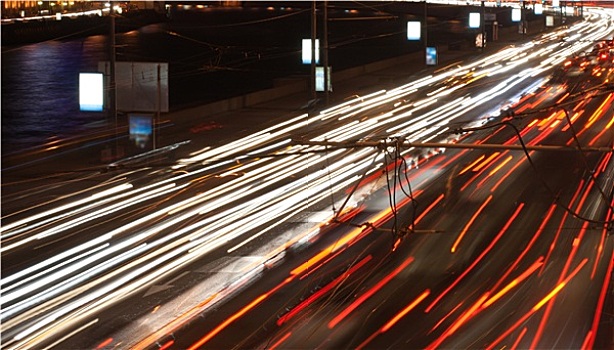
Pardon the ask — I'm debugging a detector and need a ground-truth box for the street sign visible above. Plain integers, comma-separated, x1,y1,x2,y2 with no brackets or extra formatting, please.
426,47,437,66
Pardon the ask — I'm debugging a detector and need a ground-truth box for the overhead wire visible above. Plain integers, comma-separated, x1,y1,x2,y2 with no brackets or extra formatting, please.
453,118,614,227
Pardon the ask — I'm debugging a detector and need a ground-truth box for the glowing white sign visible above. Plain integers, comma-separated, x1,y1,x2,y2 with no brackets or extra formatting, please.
79,73,104,112
302,39,320,64
407,21,421,40
469,12,481,29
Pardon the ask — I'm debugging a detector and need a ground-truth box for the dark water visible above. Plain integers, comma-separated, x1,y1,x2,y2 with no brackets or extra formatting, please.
1,5,462,155
2,36,109,154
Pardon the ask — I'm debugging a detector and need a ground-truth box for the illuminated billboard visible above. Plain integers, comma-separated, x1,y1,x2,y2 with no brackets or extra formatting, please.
79,73,104,112
512,8,521,22
407,21,421,40
302,39,320,64
98,61,169,113
469,12,481,29
315,66,332,92
534,3,543,15
129,114,153,149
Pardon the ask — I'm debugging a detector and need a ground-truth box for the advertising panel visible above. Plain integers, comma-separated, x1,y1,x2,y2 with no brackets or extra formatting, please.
426,47,437,66
302,39,320,64
469,12,481,29
407,21,421,40
79,73,104,112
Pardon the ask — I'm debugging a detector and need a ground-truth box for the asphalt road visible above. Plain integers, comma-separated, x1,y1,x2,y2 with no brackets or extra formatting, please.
1,6,613,350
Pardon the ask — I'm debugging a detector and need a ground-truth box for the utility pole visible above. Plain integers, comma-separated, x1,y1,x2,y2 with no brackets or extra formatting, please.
481,1,486,50
522,1,526,39
424,1,428,49
323,0,329,105
311,1,317,102
109,1,118,155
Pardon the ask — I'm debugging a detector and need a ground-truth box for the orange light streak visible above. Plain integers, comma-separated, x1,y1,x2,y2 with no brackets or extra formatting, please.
534,281,567,311
472,152,500,172
582,331,593,350
188,277,293,349
459,155,485,175
561,111,583,132
189,294,269,350
328,256,414,329
414,194,445,225
592,213,611,280
480,124,507,143
511,327,528,350
485,258,588,350
461,152,509,192
159,340,174,350
482,258,543,309
556,92,570,104
426,294,489,350
515,90,537,108
425,202,523,313
269,332,292,350
132,292,221,349
537,112,556,128
278,255,372,326
96,338,113,349
588,114,614,146
489,204,557,293
584,93,613,130
488,155,513,177
299,245,350,280
381,289,430,332
491,153,529,193
527,123,556,146
429,301,464,333
541,179,585,275
291,201,400,278
451,194,493,253
533,220,588,349
573,98,588,112
586,240,614,350
527,119,539,128
476,154,512,189
291,247,334,276
514,101,534,114
439,149,470,169
357,289,430,350
596,152,613,175
531,91,554,109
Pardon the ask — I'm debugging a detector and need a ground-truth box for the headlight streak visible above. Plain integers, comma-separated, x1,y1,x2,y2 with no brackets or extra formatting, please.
10,150,376,348
1,183,134,238
0,243,110,296
0,182,181,255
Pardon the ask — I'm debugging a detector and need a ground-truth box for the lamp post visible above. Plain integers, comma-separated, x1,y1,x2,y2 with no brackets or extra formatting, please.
323,0,329,105
481,1,486,50
311,0,317,102
109,1,118,156
424,1,428,49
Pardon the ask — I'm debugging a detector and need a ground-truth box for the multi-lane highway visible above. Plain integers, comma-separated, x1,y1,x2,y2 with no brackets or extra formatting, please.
1,6,613,350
